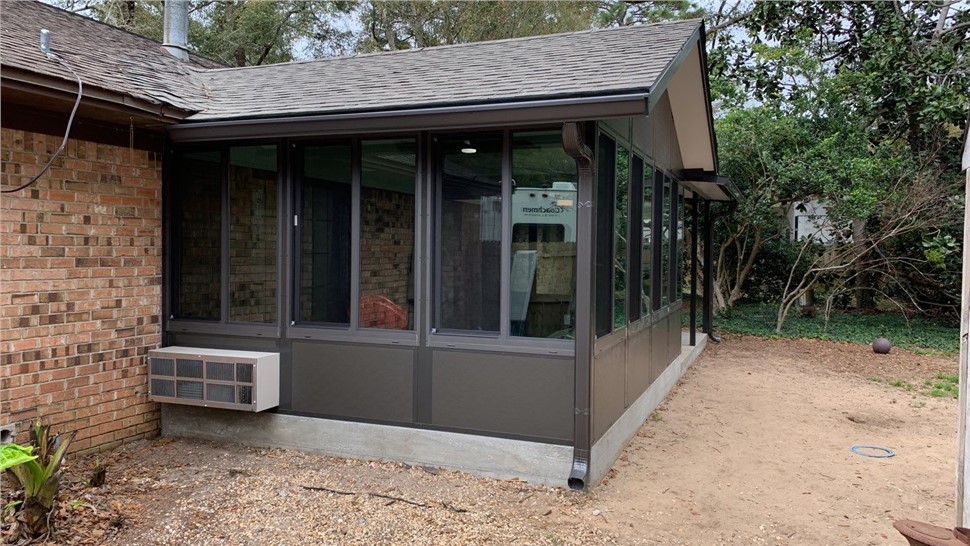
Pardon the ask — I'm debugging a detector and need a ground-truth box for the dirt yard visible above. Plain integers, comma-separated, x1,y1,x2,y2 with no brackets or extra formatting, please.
2,335,959,545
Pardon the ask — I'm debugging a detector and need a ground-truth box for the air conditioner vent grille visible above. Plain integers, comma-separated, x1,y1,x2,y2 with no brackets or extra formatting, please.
236,363,253,383
239,385,253,405
177,359,203,378
151,358,174,376
151,378,175,398
206,383,235,403
206,361,234,382
176,380,204,400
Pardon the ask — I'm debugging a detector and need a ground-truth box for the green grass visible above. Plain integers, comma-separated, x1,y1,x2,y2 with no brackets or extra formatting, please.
870,372,958,399
716,303,960,356
927,372,959,398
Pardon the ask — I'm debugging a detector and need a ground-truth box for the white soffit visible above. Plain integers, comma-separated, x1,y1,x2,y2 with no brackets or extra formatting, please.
666,43,715,172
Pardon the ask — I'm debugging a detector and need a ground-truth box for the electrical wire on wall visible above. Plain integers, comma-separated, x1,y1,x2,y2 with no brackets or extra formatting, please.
2,29,84,194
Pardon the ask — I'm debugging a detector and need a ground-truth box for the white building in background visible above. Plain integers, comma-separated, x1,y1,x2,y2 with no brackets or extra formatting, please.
786,198,835,243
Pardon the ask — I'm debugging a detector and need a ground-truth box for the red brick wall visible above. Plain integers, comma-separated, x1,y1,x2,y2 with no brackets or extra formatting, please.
0,127,162,454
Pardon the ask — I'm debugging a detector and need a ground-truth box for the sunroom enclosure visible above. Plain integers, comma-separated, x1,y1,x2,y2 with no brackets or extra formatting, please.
163,107,712,487
154,19,735,488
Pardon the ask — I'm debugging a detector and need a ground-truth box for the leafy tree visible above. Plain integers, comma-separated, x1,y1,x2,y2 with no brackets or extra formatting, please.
707,1,968,325
354,1,598,52
596,0,704,28
46,0,355,66
47,0,165,40
192,1,354,65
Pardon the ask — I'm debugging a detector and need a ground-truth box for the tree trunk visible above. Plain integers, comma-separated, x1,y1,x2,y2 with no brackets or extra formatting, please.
18,496,53,539
851,219,875,310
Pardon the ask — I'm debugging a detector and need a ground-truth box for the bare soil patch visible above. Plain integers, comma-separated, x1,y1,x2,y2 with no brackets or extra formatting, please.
2,335,958,545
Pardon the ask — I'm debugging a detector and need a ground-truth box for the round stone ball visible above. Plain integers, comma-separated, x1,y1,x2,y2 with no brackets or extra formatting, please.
872,337,892,354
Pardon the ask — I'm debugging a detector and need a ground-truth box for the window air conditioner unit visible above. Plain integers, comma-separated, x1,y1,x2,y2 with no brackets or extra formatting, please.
148,346,279,412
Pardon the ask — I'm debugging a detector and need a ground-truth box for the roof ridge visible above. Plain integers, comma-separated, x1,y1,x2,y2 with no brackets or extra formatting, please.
201,18,703,73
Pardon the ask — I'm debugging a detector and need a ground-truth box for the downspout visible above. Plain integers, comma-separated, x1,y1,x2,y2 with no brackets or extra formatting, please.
563,122,594,490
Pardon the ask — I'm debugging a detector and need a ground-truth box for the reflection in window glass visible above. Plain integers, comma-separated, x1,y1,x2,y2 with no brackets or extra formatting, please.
360,139,416,330
641,163,654,317
661,176,671,308
437,134,502,332
595,135,616,337
175,150,221,320
614,147,629,329
299,143,352,324
671,182,685,301
509,131,577,339
627,156,643,324
229,145,278,323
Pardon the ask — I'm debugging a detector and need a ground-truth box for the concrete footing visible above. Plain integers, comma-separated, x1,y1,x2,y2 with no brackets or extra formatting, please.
162,404,574,487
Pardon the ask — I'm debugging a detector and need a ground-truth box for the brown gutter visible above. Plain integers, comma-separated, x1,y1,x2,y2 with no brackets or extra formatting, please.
1,66,193,123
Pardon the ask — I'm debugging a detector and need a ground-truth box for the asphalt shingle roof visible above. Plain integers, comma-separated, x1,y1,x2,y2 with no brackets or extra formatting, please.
1,1,702,123
192,20,701,121
0,0,218,113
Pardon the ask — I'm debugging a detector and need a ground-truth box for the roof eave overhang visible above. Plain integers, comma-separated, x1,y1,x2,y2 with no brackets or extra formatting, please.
681,169,739,202
166,93,649,143
1,66,193,124
648,22,720,175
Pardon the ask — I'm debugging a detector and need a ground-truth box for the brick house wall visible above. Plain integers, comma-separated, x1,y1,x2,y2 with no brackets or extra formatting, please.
0,127,162,454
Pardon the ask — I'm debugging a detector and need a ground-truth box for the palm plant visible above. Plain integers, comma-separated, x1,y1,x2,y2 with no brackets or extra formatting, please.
0,422,74,540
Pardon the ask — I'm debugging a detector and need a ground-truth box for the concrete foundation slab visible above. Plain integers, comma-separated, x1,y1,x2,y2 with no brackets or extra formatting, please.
162,405,574,487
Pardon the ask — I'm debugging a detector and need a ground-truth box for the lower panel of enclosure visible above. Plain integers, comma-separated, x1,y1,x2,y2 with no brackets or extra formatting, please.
290,342,415,423
430,349,574,443
166,333,574,443
592,340,626,442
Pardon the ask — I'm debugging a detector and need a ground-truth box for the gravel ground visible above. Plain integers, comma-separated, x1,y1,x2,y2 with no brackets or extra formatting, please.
3,437,610,546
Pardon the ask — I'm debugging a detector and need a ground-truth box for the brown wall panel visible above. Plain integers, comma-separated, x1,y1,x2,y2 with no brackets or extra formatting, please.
592,339,626,442
291,342,414,423
650,315,670,386
430,350,573,442
626,327,652,406
668,308,683,363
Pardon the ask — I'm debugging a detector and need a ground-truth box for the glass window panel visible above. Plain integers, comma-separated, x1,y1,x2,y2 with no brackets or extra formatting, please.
298,142,352,324
175,149,221,320
641,163,654,317
661,176,671,308
436,133,502,332
675,183,685,302
595,134,616,337
509,131,577,339
614,146,629,329
229,145,278,323
360,139,416,330
627,156,643,324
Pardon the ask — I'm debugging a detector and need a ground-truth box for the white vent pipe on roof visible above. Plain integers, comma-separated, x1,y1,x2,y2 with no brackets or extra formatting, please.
162,0,190,60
